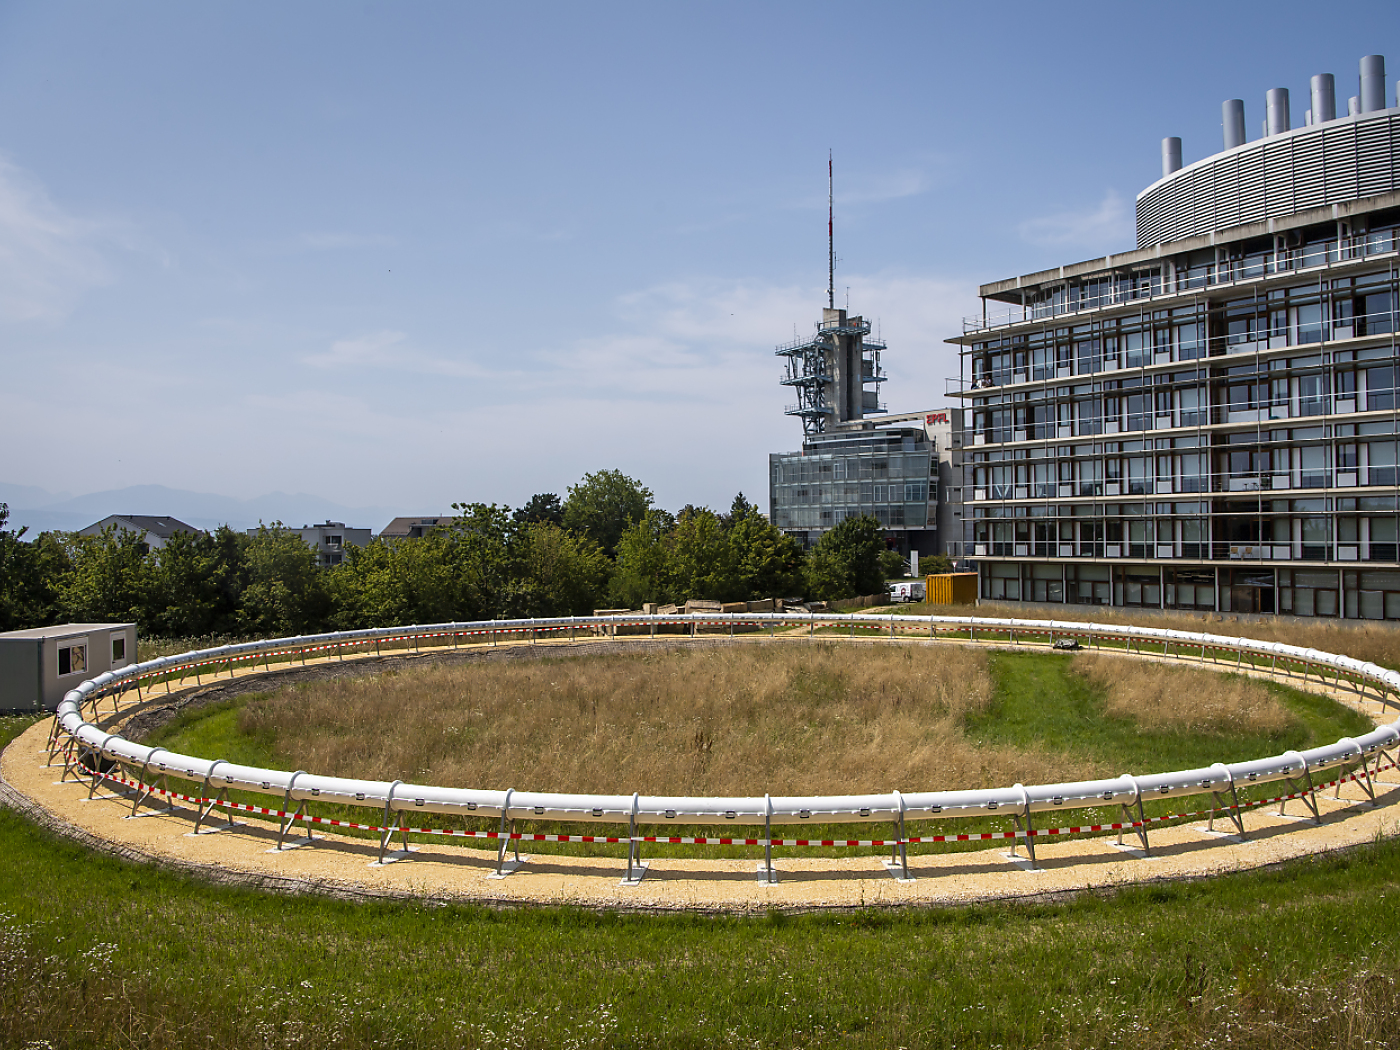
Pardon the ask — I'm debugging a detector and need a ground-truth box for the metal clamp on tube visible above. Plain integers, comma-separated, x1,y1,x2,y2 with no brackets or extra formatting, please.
762,794,775,884
1334,738,1371,803
496,788,516,875
893,790,911,880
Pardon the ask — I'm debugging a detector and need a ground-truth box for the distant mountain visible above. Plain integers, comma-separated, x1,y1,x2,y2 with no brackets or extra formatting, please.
0,482,399,536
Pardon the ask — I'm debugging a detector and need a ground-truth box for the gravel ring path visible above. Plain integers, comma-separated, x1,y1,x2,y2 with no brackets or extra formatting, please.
7,637,1400,914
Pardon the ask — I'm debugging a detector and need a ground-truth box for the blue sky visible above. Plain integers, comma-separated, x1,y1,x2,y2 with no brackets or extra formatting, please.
2,2,1398,523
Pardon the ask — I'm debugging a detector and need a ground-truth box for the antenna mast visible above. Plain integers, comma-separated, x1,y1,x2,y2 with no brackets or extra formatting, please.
827,150,834,309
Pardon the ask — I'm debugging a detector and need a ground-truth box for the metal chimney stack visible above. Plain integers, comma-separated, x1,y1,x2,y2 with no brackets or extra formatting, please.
1223,99,1246,149
1266,88,1291,136
1161,137,1182,178
1311,73,1336,123
1349,96,1361,117
1361,55,1386,113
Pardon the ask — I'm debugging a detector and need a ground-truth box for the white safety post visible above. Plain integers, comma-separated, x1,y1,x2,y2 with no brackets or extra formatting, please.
894,790,910,879
761,794,776,884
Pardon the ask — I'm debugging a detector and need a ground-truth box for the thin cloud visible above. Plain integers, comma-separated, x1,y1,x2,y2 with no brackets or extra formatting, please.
295,231,397,251
0,158,112,322
302,328,515,382
1017,189,1135,251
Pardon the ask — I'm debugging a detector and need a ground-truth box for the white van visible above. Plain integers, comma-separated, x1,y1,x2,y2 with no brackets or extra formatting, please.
887,581,926,603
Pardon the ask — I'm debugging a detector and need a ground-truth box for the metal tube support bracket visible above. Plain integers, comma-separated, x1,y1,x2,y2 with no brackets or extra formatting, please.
275,771,314,851
1281,751,1322,823
1206,763,1247,839
622,793,648,886
1115,774,1149,855
192,761,236,835
882,790,914,882
376,780,408,865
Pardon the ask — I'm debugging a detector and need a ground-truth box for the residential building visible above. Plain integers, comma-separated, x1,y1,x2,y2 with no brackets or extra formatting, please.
247,521,371,567
949,55,1400,619
379,516,457,540
76,515,203,551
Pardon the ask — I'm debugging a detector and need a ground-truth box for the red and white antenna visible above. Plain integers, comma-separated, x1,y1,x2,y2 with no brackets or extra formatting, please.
827,150,835,310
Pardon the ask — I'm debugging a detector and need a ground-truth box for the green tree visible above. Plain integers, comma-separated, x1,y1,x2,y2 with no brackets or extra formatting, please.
721,492,757,531
329,534,462,629
507,522,613,617
804,515,886,601
609,510,676,607
0,505,66,631
58,525,155,627
512,493,564,528
562,470,653,557
238,524,330,636
147,527,249,636
879,548,907,580
727,507,805,599
445,502,515,620
921,552,955,575
667,507,742,602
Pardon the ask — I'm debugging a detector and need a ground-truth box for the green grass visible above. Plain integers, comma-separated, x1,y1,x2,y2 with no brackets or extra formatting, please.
969,651,1374,774
11,675,1400,1048
5,706,1400,1048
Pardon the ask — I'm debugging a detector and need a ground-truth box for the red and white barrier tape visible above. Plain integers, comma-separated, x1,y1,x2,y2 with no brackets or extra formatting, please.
71,755,1395,850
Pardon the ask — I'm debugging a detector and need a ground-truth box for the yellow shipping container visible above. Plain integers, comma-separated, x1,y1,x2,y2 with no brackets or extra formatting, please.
925,572,979,606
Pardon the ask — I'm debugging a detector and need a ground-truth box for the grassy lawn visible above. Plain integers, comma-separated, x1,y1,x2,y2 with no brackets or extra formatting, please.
5,704,1400,1048
131,648,1375,863
10,629,1400,1049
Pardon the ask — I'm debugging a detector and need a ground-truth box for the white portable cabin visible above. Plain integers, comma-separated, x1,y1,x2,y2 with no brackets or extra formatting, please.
0,623,137,712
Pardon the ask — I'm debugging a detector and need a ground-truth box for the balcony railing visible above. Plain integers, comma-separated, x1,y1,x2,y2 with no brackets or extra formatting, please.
961,231,1398,334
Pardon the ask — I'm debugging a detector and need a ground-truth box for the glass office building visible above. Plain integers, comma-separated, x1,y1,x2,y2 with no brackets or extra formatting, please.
950,57,1400,618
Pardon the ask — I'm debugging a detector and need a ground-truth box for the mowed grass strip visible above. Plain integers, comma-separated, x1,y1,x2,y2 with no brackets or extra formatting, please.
135,644,1374,859
6,706,1400,1049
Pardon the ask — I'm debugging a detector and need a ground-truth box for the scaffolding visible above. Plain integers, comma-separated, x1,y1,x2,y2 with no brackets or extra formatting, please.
776,312,887,435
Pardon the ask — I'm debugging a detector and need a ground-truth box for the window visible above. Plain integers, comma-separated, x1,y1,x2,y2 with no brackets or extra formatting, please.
112,637,126,664
58,644,87,677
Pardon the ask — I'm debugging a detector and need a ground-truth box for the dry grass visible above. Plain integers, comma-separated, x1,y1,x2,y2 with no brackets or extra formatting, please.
236,643,1109,795
1071,653,1297,734
909,600,1400,669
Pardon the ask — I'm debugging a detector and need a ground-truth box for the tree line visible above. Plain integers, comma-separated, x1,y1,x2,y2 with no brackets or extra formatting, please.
0,470,944,638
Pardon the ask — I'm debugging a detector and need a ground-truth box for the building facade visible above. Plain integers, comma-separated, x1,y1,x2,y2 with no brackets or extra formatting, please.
951,55,1400,619
769,303,963,559
769,410,960,558
247,521,371,567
